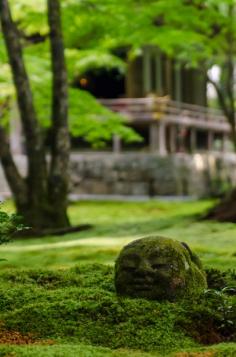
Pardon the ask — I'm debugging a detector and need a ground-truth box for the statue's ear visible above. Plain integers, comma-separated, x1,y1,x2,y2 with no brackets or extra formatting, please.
181,242,192,256
181,242,202,269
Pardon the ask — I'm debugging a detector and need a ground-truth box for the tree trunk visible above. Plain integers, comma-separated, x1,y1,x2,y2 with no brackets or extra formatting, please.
47,0,70,228
0,0,71,233
0,0,48,200
205,188,236,222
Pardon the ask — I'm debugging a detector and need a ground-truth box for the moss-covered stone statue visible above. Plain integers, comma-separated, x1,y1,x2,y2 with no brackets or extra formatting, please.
115,236,207,301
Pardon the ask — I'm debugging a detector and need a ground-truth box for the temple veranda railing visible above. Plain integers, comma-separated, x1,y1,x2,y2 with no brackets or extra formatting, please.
100,97,231,155
1,97,232,156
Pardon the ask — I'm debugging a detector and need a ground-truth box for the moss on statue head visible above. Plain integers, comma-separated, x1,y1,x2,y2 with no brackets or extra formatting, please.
115,236,207,301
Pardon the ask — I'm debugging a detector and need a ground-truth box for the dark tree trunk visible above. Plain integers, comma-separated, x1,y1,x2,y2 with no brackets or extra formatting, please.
205,188,236,223
47,0,71,227
0,0,71,233
0,0,48,194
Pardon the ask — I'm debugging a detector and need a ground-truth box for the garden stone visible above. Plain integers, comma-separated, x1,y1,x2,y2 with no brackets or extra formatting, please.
115,236,207,301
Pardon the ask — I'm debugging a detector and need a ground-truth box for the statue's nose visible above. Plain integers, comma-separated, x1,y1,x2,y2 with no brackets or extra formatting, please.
137,260,153,274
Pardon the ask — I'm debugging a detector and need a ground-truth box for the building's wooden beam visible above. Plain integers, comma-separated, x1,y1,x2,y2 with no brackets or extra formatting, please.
207,131,214,151
169,125,176,153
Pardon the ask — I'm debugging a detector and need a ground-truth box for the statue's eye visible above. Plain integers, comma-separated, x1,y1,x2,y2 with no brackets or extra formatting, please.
152,264,163,270
124,266,136,273
152,263,171,270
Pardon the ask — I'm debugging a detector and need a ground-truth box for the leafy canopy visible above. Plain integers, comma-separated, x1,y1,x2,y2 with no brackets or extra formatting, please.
1,0,236,146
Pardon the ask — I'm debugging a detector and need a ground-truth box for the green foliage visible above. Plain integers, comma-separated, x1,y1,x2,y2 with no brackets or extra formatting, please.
0,207,22,264
3,1,236,73
0,207,21,245
1,0,236,147
206,268,236,291
25,46,141,146
178,289,236,344
0,2,140,147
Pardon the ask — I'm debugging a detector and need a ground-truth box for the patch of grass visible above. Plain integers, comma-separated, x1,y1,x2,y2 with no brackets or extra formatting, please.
0,344,159,357
0,343,235,357
169,343,236,356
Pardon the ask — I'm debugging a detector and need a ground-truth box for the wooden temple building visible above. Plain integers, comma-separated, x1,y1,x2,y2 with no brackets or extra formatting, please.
76,46,230,155
11,46,231,156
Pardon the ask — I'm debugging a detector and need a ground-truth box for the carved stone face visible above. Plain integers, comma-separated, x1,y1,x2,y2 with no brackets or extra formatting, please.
115,236,207,301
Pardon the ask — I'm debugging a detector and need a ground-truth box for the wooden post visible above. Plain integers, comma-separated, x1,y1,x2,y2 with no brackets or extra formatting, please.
143,47,152,95
149,122,167,155
149,123,159,152
221,133,227,153
174,63,182,103
207,131,214,151
158,121,167,155
165,58,172,95
155,49,162,95
190,128,197,153
112,135,121,153
169,125,177,153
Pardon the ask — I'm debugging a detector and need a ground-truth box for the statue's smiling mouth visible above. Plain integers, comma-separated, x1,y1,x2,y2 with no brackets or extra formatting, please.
134,284,152,291
131,278,153,290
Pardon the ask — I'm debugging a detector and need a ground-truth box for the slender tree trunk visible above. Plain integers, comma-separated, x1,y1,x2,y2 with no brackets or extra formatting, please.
0,101,27,212
0,0,48,189
0,0,71,232
47,0,70,227
207,74,236,147
0,0,51,231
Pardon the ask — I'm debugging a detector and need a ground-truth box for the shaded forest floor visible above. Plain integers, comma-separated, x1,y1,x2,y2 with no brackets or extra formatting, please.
0,199,235,356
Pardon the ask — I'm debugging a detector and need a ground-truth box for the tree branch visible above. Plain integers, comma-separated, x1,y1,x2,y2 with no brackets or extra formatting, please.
0,102,27,206
207,75,231,123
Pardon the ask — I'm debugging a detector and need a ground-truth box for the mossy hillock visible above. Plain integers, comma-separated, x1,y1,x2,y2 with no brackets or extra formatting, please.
0,264,235,355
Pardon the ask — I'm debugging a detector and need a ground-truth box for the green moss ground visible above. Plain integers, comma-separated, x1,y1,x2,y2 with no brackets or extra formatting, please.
0,200,235,270
0,199,235,356
0,264,235,356
0,344,236,357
